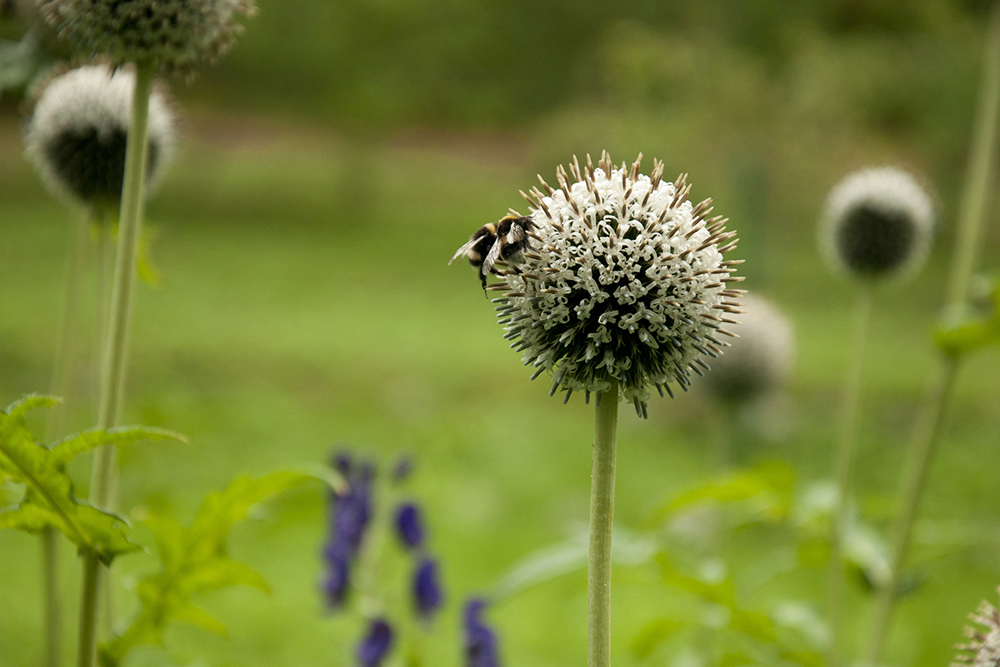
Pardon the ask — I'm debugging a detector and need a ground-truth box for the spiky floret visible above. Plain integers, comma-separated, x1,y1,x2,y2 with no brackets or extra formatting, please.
40,0,255,77
702,293,794,405
23,64,175,208
821,167,935,282
953,589,1000,667
493,152,743,417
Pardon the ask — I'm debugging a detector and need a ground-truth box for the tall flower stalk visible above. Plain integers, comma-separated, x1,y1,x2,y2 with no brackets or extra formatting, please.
453,153,742,666
817,165,935,665
77,61,155,667
24,61,175,667
866,4,1000,661
588,381,618,667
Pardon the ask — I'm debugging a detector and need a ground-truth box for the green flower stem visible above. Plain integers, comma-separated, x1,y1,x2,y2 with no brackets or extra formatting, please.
827,287,873,667
588,381,619,667
865,4,1000,662
865,358,958,663
77,61,155,667
42,208,92,667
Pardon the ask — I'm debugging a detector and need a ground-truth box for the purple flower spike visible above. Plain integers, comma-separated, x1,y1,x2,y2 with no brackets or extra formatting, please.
321,454,376,609
464,598,500,667
356,618,394,667
322,544,351,608
413,557,443,619
394,503,424,550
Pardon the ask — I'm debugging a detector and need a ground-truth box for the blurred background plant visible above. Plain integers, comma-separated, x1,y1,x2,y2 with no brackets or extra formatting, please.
2,1,1000,666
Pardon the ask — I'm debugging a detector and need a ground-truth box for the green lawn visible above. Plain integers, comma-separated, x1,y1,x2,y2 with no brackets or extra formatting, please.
1,109,999,667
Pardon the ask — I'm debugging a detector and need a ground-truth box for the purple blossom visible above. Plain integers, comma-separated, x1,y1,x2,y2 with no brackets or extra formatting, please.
464,598,500,667
394,503,424,550
356,618,394,667
413,557,443,619
322,453,376,609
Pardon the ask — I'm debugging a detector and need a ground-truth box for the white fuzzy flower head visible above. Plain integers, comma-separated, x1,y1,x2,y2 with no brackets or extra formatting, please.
702,294,794,406
40,0,255,76
953,589,1000,667
24,64,176,208
821,167,935,282
492,152,743,417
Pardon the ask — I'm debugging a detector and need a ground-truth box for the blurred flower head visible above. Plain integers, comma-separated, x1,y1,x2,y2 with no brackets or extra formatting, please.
394,502,424,550
40,0,256,76
496,152,743,417
702,293,795,405
356,618,394,667
820,167,935,282
953,589,1000,667
413,557,443,619
464,598,500,667
24,64,175,209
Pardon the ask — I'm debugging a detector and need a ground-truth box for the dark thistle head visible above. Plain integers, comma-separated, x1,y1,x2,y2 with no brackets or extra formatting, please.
701,293,795,406
394,503,424,550
953,588,1000,667
491,151,743,418
413,557,443,619
356,618,394,667
464,598,500,667
40,0,257,77
24,64,175,208
821,167,935,282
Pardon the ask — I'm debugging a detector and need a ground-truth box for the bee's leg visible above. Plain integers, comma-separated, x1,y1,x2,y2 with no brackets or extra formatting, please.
479,271,489,293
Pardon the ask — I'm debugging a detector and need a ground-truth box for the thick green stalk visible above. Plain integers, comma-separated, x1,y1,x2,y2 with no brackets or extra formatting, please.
865,4,1000,662
42,208,92,667
588,381,619,667
827,287,873,667
77,61,155,667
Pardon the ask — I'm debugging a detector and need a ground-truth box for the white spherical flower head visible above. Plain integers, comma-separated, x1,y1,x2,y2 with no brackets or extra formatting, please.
953,590,1000,667
40,0,255,76
821,167,935,282
492,152,743,417
24,64,176,208
702,294,794,406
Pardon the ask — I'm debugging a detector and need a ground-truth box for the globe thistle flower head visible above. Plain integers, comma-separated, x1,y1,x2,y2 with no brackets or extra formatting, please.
821,167,935,282
492,152,743,417
413,557,443,619
702,294,795,406
24,63,175,209
953,589,1000,667
40,0,256,77
356,618,394,667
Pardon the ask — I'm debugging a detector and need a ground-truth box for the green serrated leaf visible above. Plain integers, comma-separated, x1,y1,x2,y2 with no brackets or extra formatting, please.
101,469,318,666
0,398,157,564
49,426,186,466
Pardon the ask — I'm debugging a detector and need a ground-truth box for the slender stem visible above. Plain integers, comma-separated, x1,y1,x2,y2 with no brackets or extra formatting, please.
865,4,1000,662
94,213,113,415
588,381,619,667
828,288,873,667
944,2,1000,320
865,358,958,663
77,61,155,667
41,208,92,667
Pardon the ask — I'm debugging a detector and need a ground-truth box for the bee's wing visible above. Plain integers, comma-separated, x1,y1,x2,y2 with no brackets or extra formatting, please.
482,236,504,276
449,236,481,265
506,222,526,244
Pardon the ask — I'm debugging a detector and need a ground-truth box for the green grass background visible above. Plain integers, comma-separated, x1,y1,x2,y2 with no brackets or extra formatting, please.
2,1,1000,665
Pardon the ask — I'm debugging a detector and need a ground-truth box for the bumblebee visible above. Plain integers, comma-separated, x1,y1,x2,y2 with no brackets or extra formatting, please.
449,215,536,289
